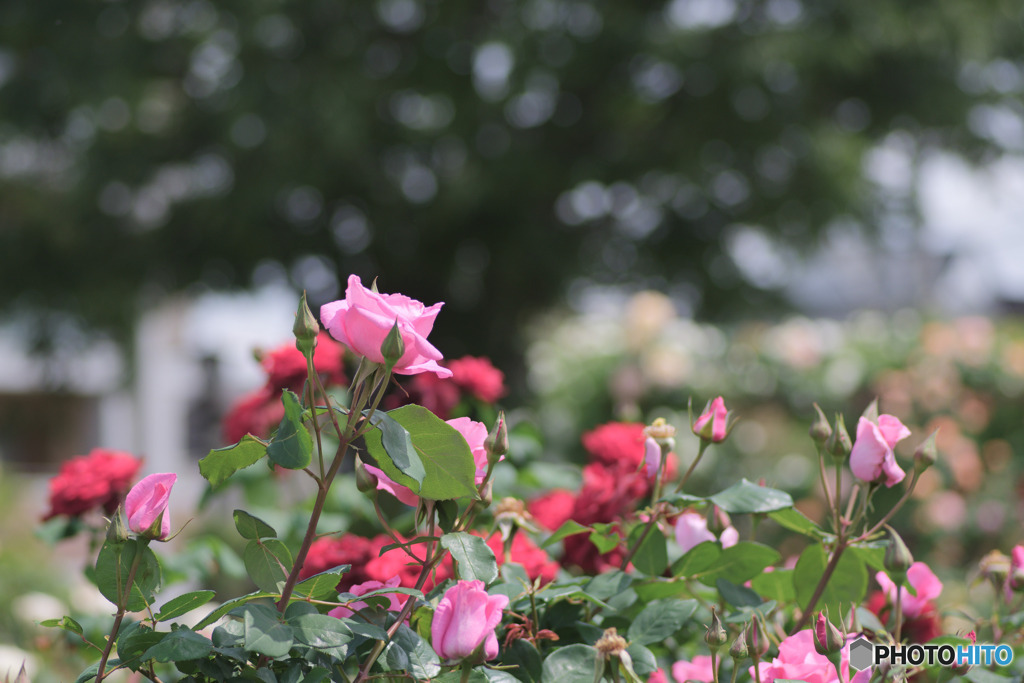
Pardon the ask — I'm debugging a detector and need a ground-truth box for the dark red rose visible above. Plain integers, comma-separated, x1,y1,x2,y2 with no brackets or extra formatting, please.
448,356,507,403
483,531,559,584
529,489,577,532
44,448,142,520
260,333,347,393
222,386,284,443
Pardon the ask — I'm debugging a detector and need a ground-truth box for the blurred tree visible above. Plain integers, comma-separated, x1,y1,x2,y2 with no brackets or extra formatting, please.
0,0,1019,375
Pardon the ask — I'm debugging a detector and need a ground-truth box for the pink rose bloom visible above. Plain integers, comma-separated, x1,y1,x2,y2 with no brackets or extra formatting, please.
643,437,661,479
672,655,716,682
361,416,489,505
875,562,942,618
692,397,729,442
125,473,177,540
431,580,508,662
675,510,738,555
647,669,669,683
447,416,491,483
849,414,911,487
329,576,404,619
321,274,451,378
752,630,872,683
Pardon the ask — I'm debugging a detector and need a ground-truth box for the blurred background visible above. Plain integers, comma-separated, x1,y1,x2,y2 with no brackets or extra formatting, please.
2,0,1024,676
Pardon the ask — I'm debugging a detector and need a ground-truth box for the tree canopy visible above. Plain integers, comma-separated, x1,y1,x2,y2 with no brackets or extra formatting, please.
0,0,1019,366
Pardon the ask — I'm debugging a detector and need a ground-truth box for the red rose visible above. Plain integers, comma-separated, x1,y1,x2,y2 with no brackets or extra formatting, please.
44,448,142,520
260,332,347,393
529,490,577,532
300,534,379,591
222,386,284,443
483,531,559,584
448,356,507,403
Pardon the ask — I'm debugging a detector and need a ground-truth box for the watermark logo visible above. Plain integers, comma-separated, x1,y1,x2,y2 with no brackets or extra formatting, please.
848,637,1014,671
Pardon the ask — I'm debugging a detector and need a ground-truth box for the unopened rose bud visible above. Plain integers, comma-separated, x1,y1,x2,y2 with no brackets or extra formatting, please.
825,414,852,461
293,291,320,356
380,321,405,369
729,628,748,660
692,397,731,444
951,631,976,675
913,430,938,473
354,458,378,494
478,480,493,506
809,403,832,446
813,610,844,656
746,619,770,657
883,525,914,587
704,609,728,653
484,412,508,462
707,505,732,537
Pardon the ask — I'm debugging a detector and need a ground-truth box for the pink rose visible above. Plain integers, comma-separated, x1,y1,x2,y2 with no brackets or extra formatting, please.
751,630,872,683
1005,545,1024,601
125,473,177,540
431,580,508,662
875,562,942,619
321,274,451,378
672,655,716,682
849,415,911,487
642,437,661,479
329,576,404,619
693,397,729,443
674,510,738,555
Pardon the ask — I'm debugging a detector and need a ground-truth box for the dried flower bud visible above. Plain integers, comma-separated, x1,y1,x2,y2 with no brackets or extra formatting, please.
595,627,629,658
825,414,852,460
884,526,914,586
980,550,1010,586
704,609,728,653
913,430,939,473
293,291,320,356
644,417,677,448
809,403,832,446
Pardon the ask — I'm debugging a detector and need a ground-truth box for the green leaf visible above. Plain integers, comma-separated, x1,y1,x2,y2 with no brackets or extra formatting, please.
500,639,542,682
267,390,313,469
346,620,389,641
633,581,694,602
767,508,826,538
628,525,668,576
627,599,697,645
244,539,293,594
142,629,213,662
965,670,1014,683
657,492,706,507
584,570,633,602
393,624,441,679
39,615,83,635
794,544,867,617
233,510,278,540
154,590,216,622
850,543,886,571
364,409,426,484
710,479,793,514
716,578,763,607
541,519,591,548
193,590,274,630
294,565,350,601
116,622,163,664
588,523,621,554
94,539,162,612
540,644,601,683
240,604,294,658
199,434,268,488
288,613,353,656
74,660,120,683
671,541,721,578
750,569,796,603
363,404,476,500
625,642,658,676
441,532,499,583
695,542,780,586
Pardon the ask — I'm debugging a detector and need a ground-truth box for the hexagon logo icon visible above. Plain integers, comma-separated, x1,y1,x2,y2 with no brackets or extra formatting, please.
849,637,874,671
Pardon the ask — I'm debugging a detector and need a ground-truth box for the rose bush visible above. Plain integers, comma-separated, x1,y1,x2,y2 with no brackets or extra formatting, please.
22,280,1024,682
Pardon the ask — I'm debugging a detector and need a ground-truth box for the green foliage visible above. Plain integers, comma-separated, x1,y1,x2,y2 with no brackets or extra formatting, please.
243,539,293,594
794,544,868,617
200,435,268,489
93,538,162,612
267,390,313,470
233,509,278,540
441,532,499,584
364,405,477,500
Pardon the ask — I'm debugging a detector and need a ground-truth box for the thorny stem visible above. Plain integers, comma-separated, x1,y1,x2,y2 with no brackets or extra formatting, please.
96,543,144,682
859,470,920,541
